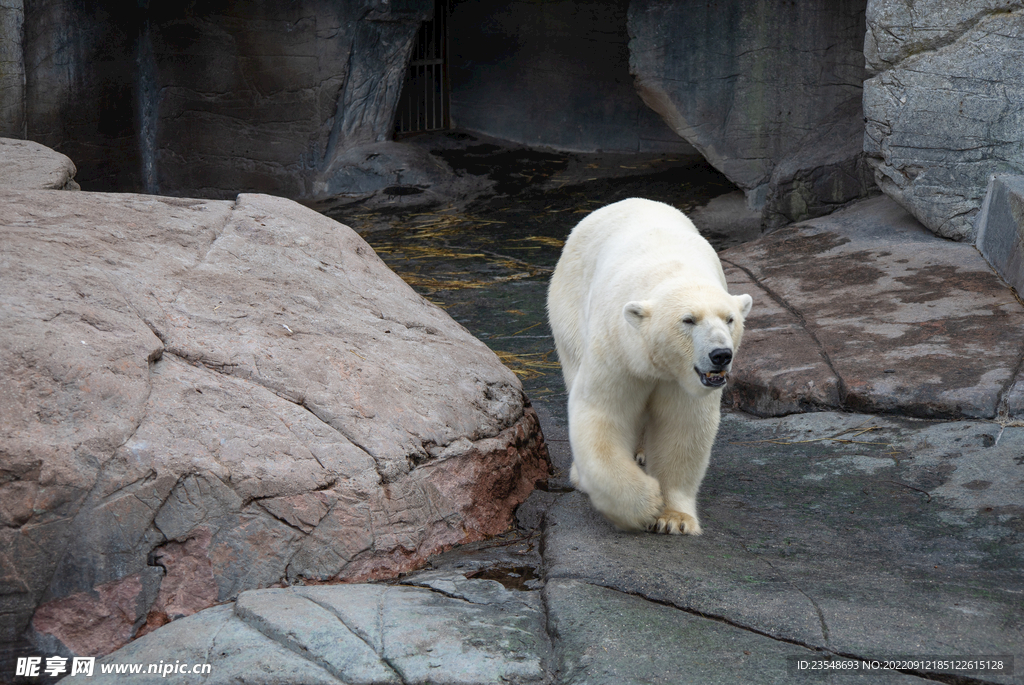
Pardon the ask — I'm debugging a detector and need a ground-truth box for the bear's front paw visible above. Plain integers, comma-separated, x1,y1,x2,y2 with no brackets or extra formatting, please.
650,509,702,535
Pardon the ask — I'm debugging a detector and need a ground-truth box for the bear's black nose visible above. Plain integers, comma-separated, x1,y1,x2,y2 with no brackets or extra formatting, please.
709,348,732,368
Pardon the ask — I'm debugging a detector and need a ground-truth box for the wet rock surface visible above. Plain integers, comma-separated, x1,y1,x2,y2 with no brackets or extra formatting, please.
723,195,1024,420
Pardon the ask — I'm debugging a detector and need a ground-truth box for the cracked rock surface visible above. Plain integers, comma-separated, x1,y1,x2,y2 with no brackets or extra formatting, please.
81,405,1023,684
78,193,1024,684
0,188,549,660
863,0,1024,241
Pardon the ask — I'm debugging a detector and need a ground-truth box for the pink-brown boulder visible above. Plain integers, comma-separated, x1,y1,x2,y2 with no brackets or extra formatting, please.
0,188,549,658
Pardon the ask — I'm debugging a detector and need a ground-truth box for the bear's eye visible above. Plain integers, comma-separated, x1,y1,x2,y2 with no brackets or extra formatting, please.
682,316,696,325
726,316,734,325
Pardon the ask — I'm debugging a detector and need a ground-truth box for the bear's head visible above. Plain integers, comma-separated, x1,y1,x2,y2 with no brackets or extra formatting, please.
624,283,753,395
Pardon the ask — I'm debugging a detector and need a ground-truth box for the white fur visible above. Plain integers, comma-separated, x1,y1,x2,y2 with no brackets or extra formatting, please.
547,198,753,534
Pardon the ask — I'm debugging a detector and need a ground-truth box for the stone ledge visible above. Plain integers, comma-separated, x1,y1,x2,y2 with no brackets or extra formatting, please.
976,174,1024,297
723,195,1024,420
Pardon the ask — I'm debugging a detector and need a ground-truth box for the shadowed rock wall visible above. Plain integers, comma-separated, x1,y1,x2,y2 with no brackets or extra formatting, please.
20,0,146,190
448,0,695,154
628,0,872,215
2,0,430,197
0,1,25,137
143,1,428,199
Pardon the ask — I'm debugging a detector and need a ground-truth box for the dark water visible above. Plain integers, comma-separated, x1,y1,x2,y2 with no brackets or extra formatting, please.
324,142,738,405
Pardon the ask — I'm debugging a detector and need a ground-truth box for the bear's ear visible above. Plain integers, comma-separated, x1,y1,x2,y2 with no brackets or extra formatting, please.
735,293,753,318
623,301,650,328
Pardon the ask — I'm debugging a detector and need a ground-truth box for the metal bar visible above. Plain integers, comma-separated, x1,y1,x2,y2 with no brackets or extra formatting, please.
393,0,450,135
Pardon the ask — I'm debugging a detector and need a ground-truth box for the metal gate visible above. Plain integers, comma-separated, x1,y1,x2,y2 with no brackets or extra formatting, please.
394,1,450,135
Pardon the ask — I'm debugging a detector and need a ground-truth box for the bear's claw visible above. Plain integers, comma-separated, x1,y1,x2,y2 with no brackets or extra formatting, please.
651,509,702,535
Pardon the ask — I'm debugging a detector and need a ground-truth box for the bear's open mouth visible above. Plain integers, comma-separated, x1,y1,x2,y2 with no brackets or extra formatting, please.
695,367,728,388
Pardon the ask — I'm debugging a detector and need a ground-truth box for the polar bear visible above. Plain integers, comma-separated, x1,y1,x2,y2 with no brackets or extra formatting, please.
547,198,752,534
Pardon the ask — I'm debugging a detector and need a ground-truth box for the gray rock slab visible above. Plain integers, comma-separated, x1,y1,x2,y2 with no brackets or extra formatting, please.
0,138,79,190
300,583,549,684
545,579,931,685
722,195,1024,419
79,604,354,685
1009,377,1024,419
543,409,1024,684
865,0,1024,73
234,590,401,684
977,174,1024,296
863,7,1024,241
312,140,490,212
81,581,551,685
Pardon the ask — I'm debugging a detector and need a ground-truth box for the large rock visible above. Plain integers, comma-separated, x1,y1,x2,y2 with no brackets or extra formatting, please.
0,137,80,190
863,2,1024,240
864,0,1024,72
628,0,870,212
0,189,549,658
